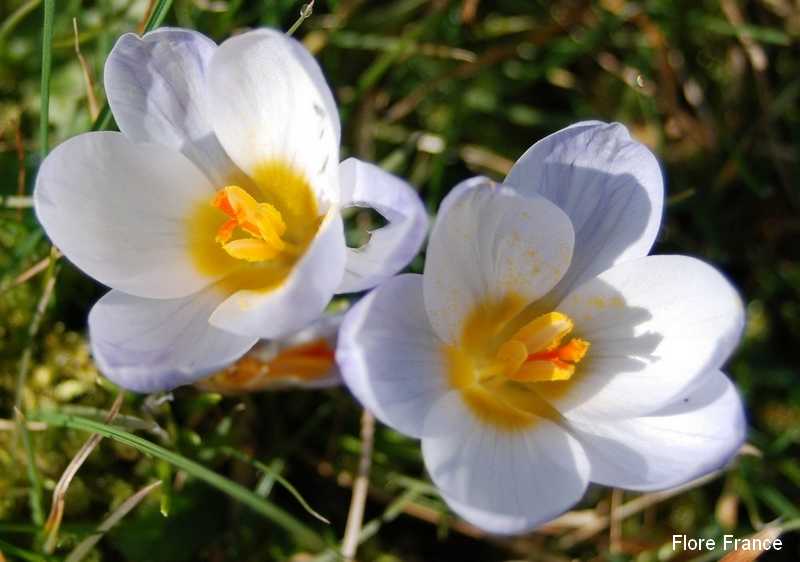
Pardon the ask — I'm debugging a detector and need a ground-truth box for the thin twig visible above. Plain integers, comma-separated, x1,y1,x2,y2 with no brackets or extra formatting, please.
341,410,375,561
65,480,161,562
44,394,124,553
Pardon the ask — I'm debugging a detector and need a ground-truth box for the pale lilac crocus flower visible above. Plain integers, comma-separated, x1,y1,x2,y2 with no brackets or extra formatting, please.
337,122,746,534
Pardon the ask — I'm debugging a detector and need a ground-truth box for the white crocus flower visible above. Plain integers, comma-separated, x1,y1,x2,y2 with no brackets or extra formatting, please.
337,121,746,534
34,28,427,393
197,313,342,393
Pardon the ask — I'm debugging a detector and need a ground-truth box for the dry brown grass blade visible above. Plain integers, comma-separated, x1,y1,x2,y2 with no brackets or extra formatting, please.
341,409,375,561
0,249,62,297
460,0,479,24
384,1,590,123
718,522,783,562
137,0,156,34
64,480,162,562
43,394,124,553
0,195,33,208
72,18,99,120
0,418,46,431
559,468,726,549
459,145,514,176
719,0,794,206
609,488,623,554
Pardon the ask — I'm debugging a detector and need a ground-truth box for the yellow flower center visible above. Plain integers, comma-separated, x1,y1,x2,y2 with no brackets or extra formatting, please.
197,338,336,394
188,160,322,292
491,312,589,383
211,185,297,262
444,295,590,431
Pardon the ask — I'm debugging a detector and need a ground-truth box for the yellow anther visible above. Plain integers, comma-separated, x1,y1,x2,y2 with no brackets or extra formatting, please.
509,312,573,353
495,339,528,374
221,238,283,262
495,312,590,383
211,185,289,262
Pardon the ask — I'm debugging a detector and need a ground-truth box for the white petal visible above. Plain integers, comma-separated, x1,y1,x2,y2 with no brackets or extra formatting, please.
505,121,663,305
209,209,346,338
34,132,216,299
337,274,449,438
422,392,589,534
549,255,745,418
89,288,257,393
105,28,239,186
208,29,340,205
566,370,746,491
424,179,574,344
337,158,428,293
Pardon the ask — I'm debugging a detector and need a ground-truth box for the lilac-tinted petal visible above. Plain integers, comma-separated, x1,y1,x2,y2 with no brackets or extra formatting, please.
337,158,428,293
105,28,238,186
566,370,746,490
506,121,663,305
337,274,449,438
89,288,257,393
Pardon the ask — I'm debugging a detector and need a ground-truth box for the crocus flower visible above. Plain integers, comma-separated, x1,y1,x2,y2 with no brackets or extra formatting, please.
337,121,746,534
197,313,342,393
34,28,427,393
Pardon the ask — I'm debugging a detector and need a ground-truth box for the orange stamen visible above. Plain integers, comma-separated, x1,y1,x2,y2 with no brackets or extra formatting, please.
211,185,289,262
494,313,590,383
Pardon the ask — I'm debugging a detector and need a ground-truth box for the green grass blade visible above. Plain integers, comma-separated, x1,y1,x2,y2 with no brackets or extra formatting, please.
143,0,174,33
19,413,45,527
90,103,114,131
38,0,54,158
0,537,57,562
0,0,42,44
220,446,330,524
30,410,325,550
